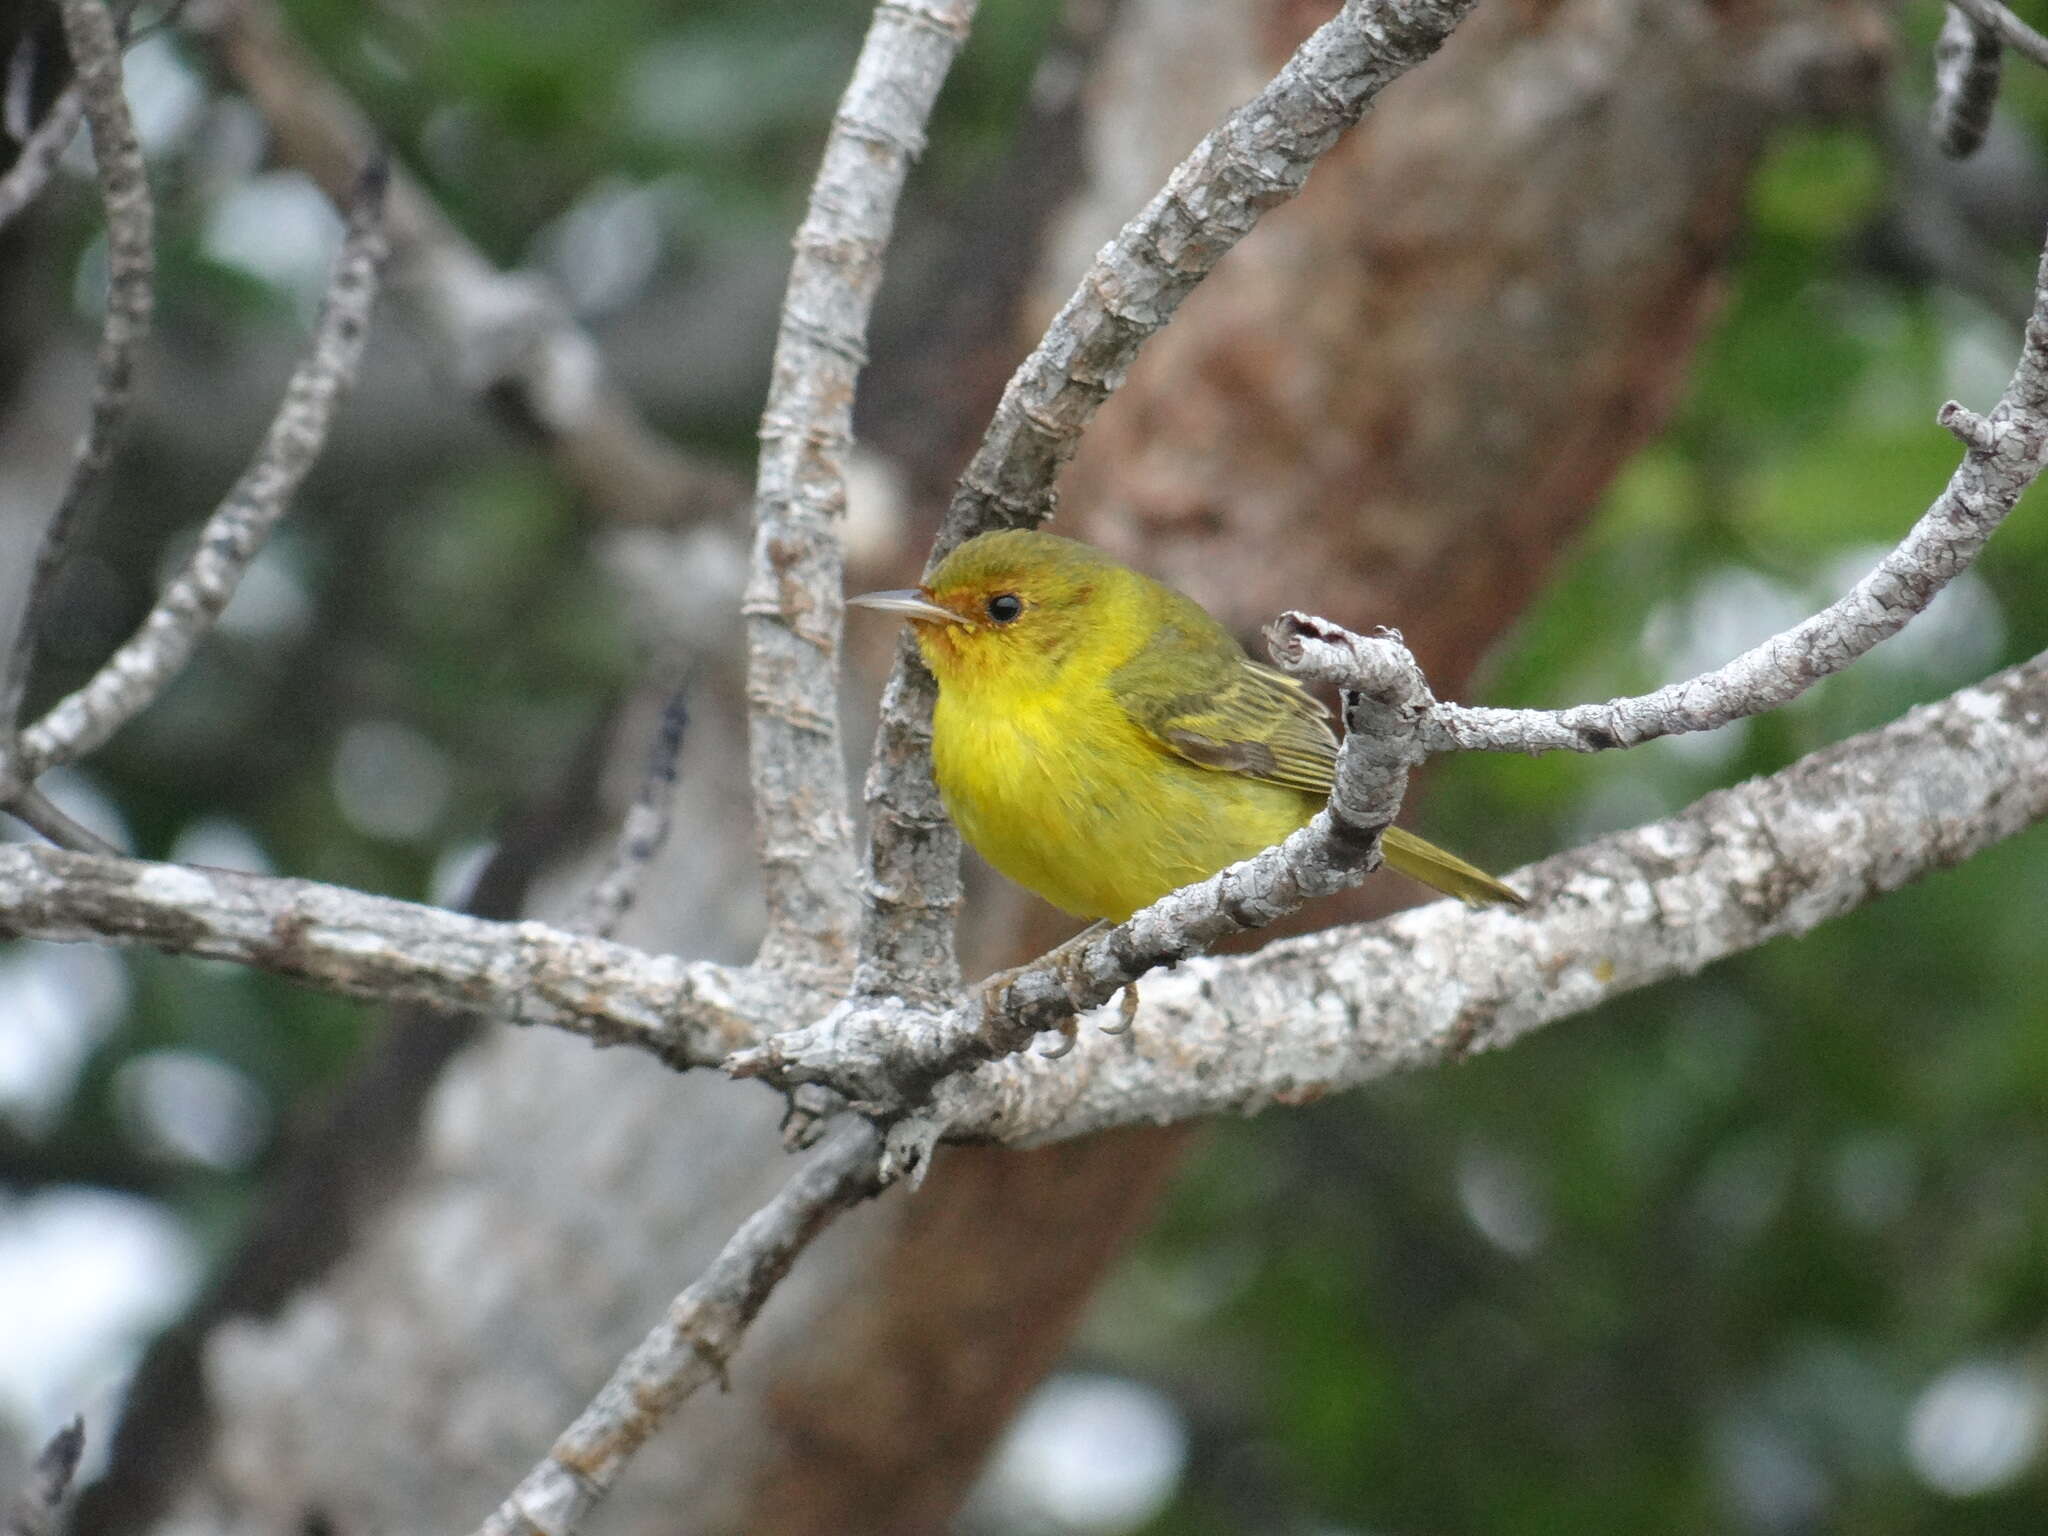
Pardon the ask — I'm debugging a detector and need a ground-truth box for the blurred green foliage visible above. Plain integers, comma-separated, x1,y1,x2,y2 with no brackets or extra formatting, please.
4,0,2048,1531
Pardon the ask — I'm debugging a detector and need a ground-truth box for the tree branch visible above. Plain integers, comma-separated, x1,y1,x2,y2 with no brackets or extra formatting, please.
743,0,977,982
573,680,689,940
1932,5,2002,159
0,0,153,763
1409,324,2048,754
0,846,786,1068
0,82,82,231
905,647,2048,1157
473,1120,886,1536
942,0,1480,542
190,0,747,531
9,656,2045,1181
1945,0,2048,73
853,0,1483,1000
9,157,388,783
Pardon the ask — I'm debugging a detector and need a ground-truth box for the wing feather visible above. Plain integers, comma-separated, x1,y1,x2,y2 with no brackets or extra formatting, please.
1109,618,1337,795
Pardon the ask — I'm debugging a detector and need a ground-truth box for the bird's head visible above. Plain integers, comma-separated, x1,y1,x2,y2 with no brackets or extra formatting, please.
848,529,1120,693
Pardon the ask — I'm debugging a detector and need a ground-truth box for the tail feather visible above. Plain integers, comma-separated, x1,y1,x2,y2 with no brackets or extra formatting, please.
1380,826,1527,909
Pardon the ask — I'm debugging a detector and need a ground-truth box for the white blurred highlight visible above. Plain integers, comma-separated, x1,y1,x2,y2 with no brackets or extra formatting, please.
968,1373,1187,1534
115,1050,269,1171
0,945,128,1135
331,720,453,842
0,1189,200,1428
1906,1360,2045,1497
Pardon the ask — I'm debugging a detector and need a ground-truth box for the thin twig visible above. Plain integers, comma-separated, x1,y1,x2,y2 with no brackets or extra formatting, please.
1409,246,2048,754
0,845,791,1067
742,0,978,983
0,83,83,231
0,0,154,768
473,1120,886,1536
1946,0,2048,72
3,1417,85,1536
1277,215,2048,759
1388,45,2048,759
1933,5,2002,159
574,679,689,940
853,0,1482,1001
13,157,389,780
2,782,121,854
3,31,33,142
191,0,745,530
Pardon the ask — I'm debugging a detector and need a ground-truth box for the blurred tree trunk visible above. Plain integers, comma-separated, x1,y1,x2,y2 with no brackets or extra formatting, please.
137,0,1889,1531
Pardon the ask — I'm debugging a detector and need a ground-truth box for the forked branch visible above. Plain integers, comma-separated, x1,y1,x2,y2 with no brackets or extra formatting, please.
0,83,83,230
10,159,390,784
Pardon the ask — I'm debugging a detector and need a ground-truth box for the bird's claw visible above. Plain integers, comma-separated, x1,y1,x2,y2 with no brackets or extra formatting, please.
1098,984,1140,1035
1036,1020,1080,1058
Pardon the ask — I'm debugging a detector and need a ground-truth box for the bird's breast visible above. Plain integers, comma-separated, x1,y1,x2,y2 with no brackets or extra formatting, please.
930,684,1312,922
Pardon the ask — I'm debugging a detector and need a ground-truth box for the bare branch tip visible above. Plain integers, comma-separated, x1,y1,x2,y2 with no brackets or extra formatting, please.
1262,613,1310,667
881,1116,942,1187
574,678,690,939
1940,399,1997,451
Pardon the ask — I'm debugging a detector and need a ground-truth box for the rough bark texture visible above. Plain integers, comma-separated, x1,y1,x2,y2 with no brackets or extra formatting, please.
743,0,978,982
139,0,1897,1532
0,845,777,1066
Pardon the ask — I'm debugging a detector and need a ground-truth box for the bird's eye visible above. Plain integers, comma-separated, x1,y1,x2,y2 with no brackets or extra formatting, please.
985,593,1024,624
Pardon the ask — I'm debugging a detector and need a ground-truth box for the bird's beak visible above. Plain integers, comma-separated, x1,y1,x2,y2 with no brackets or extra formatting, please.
846,589,966,625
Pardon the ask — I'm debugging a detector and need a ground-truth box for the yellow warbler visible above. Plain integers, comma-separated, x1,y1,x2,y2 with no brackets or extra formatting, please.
850,530,1524,922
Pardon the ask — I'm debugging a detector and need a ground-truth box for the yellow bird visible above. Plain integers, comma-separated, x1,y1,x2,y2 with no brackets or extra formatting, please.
850,530,1524,923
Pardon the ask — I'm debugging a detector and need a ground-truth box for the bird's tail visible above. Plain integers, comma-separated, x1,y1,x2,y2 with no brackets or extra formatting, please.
1380,826,1527,909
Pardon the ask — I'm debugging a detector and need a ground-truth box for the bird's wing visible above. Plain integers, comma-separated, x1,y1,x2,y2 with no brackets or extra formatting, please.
1109,626,1338,797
